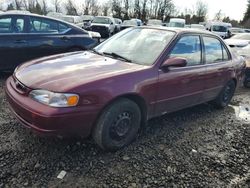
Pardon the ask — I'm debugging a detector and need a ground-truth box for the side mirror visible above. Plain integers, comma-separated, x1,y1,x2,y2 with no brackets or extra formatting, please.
161,57,187,70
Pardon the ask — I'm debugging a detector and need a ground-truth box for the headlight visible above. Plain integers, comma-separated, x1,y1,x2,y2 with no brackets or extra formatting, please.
29,90,79,107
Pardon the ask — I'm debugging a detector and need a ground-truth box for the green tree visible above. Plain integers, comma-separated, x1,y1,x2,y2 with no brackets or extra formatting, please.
7,3,15,10
243,0,250,27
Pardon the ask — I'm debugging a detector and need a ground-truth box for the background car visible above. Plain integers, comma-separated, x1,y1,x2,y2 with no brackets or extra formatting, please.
79,15,94,30
114,18,122,33
120,19,142,30
89,16,116,38
225,33,250,47
0,12,97,71
229,27,246,36
5,27,245,151
190,24,206,30
228,42,250,88
147,19,163,26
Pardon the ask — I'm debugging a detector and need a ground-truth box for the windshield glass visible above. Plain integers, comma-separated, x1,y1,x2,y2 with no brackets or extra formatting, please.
94,28,175,65
122,20,137,26
92,17,110,24
212,25,227,32
232,34,250,40
169,22,185,28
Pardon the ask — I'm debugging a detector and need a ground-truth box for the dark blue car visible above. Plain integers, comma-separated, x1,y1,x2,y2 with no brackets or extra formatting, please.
0,12,97,71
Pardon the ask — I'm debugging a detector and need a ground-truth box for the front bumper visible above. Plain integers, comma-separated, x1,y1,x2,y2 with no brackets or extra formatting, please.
5,76,100,137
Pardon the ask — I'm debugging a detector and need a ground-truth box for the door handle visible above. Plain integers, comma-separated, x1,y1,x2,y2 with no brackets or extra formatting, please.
14,40,27,44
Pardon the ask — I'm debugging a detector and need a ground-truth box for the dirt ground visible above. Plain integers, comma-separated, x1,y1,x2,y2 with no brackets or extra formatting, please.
0,73,249,188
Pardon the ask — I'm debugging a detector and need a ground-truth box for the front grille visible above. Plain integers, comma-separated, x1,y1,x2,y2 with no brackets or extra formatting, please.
91,26,107,31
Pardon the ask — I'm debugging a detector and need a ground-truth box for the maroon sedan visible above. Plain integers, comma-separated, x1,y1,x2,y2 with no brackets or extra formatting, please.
5,27,245,150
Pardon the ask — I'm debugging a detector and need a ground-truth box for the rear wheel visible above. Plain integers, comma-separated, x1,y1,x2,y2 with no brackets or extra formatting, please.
213,80,236,108
243,79,250,88
92,98,141,151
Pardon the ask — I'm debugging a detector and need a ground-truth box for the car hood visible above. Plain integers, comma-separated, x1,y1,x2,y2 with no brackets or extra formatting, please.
224,39,249,47
15,51,146,91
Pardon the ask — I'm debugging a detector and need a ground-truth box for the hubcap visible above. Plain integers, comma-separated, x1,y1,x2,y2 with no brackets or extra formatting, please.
110,112,132,141
223,84,232,102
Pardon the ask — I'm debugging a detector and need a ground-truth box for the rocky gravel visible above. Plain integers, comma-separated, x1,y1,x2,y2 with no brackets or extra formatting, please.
0,73,249,188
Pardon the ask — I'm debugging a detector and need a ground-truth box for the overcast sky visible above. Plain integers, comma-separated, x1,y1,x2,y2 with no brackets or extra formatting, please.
173,0,248,21
1,0,248,21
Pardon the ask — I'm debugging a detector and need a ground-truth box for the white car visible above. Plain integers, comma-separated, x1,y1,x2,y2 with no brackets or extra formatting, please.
225,33,250,47
90,16,116,38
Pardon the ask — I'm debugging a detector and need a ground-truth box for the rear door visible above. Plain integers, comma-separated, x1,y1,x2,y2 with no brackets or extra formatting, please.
155,35,207,115
25,16,74,60
0,15,28,70
202,35,233,101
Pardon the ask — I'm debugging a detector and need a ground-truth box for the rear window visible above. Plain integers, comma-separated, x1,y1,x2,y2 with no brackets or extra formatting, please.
204,37,224,63
29,17,70,34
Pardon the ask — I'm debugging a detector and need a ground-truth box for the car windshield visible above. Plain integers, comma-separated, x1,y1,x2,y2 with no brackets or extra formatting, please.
94,28,175,65
92,17,110,24
212,25,227,32
122,20,137,26
232,34,250,40
148,20,162,25
169,22,185,28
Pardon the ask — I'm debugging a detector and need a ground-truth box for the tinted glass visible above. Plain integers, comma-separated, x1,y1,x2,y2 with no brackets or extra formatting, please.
170,35,202,66
204,37,223,63
0,17,25,33
59,23,69,32
0,18,12,33
212,25,227,32
29,17,59,33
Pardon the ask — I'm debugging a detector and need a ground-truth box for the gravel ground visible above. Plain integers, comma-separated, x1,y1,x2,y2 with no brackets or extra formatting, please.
0,73,249,188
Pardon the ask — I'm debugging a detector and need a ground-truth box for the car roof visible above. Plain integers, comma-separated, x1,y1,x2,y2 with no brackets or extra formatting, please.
0,12,79,27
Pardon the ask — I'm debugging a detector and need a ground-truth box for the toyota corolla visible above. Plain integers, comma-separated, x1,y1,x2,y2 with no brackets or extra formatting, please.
5,27,245,150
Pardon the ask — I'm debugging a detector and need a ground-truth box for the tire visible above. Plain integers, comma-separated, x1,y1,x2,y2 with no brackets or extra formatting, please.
213,80,236,108
92,98,141,151
243,79,250,88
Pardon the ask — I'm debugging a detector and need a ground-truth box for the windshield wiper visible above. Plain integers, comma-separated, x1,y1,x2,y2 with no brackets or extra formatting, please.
103,52,132,63
90,49,103,56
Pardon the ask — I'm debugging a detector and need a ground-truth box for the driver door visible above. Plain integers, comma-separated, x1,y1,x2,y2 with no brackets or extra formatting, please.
155,35,207,115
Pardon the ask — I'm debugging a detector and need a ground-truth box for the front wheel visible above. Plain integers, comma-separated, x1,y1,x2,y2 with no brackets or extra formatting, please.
213,80,236,108
92,98,141,151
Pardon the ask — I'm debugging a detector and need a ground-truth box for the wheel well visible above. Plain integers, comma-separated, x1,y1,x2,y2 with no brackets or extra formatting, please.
90,94,148,135
121,94,148,125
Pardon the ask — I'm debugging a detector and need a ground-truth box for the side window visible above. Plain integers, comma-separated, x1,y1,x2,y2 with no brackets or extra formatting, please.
0,18,12,33
15,18,24,32
203,37,223,63
0,17,25,33
59,23,69,33
29,17,59,33
170,35,202,66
